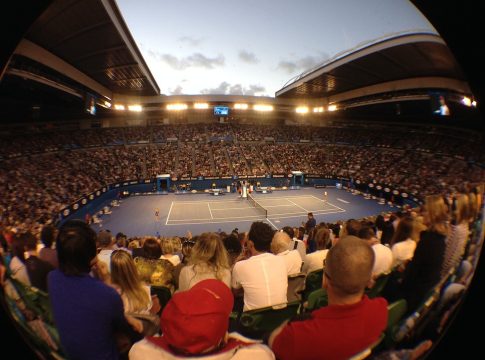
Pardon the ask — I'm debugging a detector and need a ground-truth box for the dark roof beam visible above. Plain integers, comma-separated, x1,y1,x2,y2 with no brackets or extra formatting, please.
112,76,146,82
377,51,413,77
344,61,386,82
91,62,139,73
74,44,126,63
51,20,113,50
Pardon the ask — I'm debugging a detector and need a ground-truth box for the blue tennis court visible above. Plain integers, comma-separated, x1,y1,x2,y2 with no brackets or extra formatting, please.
89,188,395,237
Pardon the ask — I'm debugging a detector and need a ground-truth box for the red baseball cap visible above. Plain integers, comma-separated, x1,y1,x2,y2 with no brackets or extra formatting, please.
157,279,234,355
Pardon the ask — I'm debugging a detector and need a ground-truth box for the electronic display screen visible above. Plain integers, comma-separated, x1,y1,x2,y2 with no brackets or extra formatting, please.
214,106,229,116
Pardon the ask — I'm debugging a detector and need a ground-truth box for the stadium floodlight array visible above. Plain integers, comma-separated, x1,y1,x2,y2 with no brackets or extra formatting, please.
248,194,268,219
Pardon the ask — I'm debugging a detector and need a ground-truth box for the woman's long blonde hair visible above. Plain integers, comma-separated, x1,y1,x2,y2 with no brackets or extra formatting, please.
423,195,449,236
110,250,150,312
189,232,230,281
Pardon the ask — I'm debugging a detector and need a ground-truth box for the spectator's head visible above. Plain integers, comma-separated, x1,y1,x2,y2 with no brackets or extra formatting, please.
358,226,377,242
223,233,242,266
271,230,292,255
342,219,362,237
314,227,331,250
143,238,162,259
157,279,233,355
308,212,314,219
161,237,178,255
281,226,294,239
324,235,374,301
57,220,97,276
190,233,230,277
423,195,449,236
248,221,275,253
453,193,471,225
97,230,113,249
390,217,414,246
375,215,386,231
22,232,38,252
11,234,26,262
41,225,57,248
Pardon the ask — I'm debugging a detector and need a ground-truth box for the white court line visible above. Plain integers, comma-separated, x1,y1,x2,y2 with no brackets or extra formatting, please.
266,218,279,230
285,198,309,213
166,208,346,226
337,198,350,204
208,203,214,219
310,195,346,212
260,204,296,208
170,198,247,204
209,206,253,211
168,214,263,222
165,201,174,225
166,217,264,226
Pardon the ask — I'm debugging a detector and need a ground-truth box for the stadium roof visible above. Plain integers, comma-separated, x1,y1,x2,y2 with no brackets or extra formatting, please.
13,0,160,97
276,33,471,104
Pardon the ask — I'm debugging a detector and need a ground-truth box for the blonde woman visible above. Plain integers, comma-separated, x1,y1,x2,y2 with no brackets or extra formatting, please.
110,250,160,336
110,250,153,314
160,237,181,267
398,195,449,312
177,232,231,291
441,194,471,278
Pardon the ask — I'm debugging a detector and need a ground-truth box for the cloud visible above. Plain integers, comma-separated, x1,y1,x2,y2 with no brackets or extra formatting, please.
246,84,266,95
200,82,230,95
186,53,225,69
238,50,259,64
161,54,187,70
201,82,266,96
178,36,204,46
170,85,184,95
147,51,225,70
277,54,329,74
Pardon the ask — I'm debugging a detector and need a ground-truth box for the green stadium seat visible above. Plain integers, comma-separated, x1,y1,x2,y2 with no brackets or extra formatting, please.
305,287,328,312
302,269,323,301
238,301,301,339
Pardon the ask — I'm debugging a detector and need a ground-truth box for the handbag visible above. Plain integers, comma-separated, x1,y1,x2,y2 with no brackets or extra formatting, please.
127,312,160,336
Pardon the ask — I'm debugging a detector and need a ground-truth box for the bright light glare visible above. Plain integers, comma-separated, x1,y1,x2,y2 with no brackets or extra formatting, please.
167,103,188,111
128,104,142,112
114,104,125,111
295,106,309,114
253,104,273,112
328,104,338,111
462,96,472,106
234,103,248,110
313,107,324,113
194,103,209,109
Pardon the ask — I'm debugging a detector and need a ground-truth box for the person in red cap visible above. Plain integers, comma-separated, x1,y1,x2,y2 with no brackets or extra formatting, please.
129,279,275,359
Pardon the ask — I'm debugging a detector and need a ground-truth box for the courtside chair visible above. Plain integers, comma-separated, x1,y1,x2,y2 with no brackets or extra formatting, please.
366,270,392,299
238,301,301,339
305,287,328,312
287,272,306,302
302,268,323,301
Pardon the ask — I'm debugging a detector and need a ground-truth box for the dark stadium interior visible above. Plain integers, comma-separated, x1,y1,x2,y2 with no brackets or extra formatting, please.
1,1,484,359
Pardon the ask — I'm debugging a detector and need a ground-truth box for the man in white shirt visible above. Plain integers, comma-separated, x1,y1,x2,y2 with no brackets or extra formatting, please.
282,226,306,262
232,222,288,311
358,228,393,277
271,231,303,275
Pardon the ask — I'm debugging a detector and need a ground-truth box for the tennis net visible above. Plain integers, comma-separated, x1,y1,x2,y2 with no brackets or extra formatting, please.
248,194,268,219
